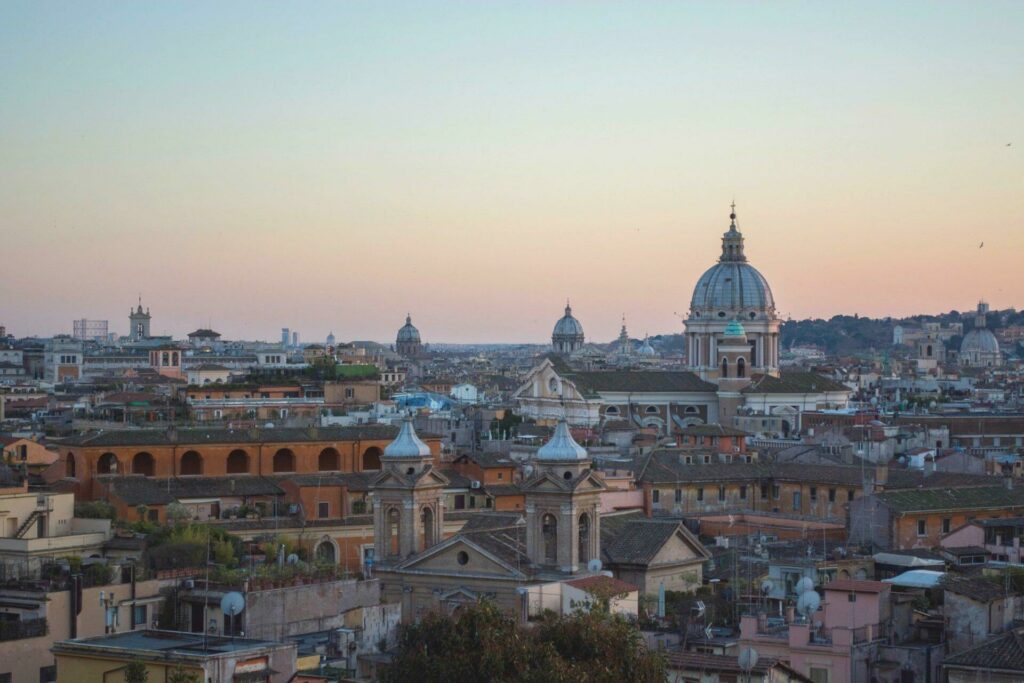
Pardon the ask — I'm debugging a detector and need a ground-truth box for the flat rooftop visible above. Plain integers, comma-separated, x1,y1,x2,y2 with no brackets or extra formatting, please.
54,629,283,656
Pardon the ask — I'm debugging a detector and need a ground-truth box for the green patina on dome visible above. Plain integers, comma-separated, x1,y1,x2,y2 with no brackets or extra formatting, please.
723,319,746,337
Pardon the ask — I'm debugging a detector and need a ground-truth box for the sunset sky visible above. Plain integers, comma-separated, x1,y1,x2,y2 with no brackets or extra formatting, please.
2,2,1022,343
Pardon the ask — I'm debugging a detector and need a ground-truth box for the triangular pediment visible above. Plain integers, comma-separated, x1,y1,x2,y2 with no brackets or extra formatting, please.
649,526,712,566
569,471,608,492
521,471,569,492
397,536,525,579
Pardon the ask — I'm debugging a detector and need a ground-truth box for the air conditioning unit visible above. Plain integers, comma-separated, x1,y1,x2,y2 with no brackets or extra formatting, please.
470,481,482,489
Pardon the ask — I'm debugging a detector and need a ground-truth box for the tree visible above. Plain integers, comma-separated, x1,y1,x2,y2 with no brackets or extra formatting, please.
166,666,200,683
166,502,192,526
124,660,149,683
383,600,665,683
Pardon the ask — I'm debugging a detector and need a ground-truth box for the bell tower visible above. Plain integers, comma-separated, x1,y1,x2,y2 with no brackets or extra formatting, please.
129,297,151,341
522,419,605,573
716,319,752,424
371,417,447,565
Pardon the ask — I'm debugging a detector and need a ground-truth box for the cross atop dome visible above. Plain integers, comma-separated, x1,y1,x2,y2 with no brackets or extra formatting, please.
721,203,746,262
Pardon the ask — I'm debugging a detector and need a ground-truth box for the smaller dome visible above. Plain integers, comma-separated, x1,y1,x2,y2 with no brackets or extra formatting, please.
537,419,588,461
397,315,421,343
553,303,584,338
960,329,999,354
724,319,747,337
384,417,431,459
638,337,656,356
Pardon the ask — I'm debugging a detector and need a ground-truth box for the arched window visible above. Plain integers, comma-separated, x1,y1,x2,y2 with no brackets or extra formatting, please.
132,452,155,477
272,449,295,473
362,447,382,471
605,406,620,416
578,513,590,564
721,358,728,378
737,357,746,378
66,453,77,478
161,352,169,365
387,508,401,559
542,514,557,565
318,448,340,471
171,352,179,365
226,449,249,474
421,506,435,550
315,539,336,564
180,450,202,475
97,452,119,475
645,405,659,414
548,377,559,393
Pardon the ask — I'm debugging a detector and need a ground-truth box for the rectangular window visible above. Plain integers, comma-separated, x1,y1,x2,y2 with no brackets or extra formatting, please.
792,491,802,511
675,489,682,503
810,487,818,502
761,484,769,500
772,485,780,500
652,489,660,504
740,485,747,500
718,486,725,502
39,665,56,683
828,488,836,503
942,518,951,534
847,593,857,603
1,674,11,683
697,488,704,502
847,489,855,502
133,605,147,628
454,495,466,510
318,502,330,519
703,455,711,464
469,496,476,509
917,519,926,536
497,472,504,480
809,666,829,683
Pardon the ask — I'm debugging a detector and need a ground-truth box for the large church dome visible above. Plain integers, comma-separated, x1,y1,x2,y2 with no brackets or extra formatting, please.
553,303,584,338
397,315,421,343
689,207,775,319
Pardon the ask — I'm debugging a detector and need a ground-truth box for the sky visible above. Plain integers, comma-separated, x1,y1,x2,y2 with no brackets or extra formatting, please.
1,2,1022,344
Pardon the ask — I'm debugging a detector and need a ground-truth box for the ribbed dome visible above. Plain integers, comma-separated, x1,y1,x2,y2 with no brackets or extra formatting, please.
638,337,656,356
961,328,999,354
537,419,588,461
691,262,775,315
552,303,584,338
384,417,431,459
396,315,421,343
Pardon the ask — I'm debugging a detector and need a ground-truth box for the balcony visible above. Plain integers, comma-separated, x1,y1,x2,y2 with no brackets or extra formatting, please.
0,617,47,642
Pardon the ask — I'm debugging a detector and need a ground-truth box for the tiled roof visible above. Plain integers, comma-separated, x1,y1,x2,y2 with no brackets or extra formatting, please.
102,475,283,506
875,485,1024,514
678,424,750,437
942,573,1020,602
742,371,850,394
943,628,1024,673
565,575,637,595
638,450,998,490
60,425,407,448
599,511,708,566
542,355,715,397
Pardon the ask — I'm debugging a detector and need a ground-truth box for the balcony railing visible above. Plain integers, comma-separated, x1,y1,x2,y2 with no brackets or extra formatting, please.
0,617,48,642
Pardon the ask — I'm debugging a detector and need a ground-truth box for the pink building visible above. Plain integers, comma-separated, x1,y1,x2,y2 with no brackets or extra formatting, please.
739,580,892,683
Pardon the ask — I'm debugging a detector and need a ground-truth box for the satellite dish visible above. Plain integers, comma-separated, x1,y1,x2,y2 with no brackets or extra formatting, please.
738,647,759,672
796,577,815,595
797,590,821,618
286,553,300,565
760,580,774,595
220,591,245,616
587,559,603,573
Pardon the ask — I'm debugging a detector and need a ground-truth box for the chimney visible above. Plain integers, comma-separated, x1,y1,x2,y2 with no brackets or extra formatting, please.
875,464,889,490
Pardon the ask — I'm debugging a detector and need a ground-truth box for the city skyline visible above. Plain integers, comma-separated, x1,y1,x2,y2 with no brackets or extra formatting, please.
3,2,1022,343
